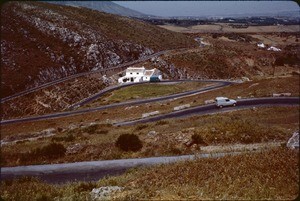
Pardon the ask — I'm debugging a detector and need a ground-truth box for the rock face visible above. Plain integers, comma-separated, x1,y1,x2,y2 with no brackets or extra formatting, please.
90,186,123,200
1,1,197,97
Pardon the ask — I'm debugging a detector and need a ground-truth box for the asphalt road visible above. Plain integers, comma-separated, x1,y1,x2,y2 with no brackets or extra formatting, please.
1,79,299,184
1,151,246,183
0,80,234,125
116,97,300,126
0,50,168,103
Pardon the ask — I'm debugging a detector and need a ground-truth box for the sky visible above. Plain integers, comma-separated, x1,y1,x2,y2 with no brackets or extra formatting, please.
114,1,300,17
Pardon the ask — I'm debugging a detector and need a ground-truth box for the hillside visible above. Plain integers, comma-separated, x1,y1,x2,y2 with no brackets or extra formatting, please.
1,1,197,97
136,33,299,80
47,1,148,18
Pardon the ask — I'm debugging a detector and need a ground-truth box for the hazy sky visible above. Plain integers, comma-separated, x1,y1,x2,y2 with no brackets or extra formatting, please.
114,1,300,17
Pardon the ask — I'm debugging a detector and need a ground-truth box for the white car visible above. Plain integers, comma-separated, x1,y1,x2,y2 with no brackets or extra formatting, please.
215,97,237,108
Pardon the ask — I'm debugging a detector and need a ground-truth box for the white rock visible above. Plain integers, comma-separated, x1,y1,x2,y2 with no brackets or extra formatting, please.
287,132,299,149
267,46,281,51
241,77,250,82
90,186,123,200
147,131,157,137
142,111,160,118
204,99,215,104
174,104,191,111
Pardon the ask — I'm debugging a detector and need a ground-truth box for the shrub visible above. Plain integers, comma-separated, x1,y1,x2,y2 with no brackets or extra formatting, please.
74,182,97,192
33,143,66,159
82,124,98,134
115,134,143,152
191,133,206,145
155,120,168,125
52,134,75,142
168,147,182,155
135,124,148,131
97,130,109,135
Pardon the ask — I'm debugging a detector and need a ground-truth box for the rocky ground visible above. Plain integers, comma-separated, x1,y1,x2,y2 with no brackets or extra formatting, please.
1,1,196,97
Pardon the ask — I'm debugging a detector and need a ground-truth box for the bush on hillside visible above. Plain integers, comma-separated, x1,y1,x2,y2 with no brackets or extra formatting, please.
33,143,66,159
115,134,143,152
191,133,206,145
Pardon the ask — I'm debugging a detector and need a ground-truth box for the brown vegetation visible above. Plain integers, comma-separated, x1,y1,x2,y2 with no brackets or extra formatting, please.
103,148,299,200
1,148,298,200
1,106,298,167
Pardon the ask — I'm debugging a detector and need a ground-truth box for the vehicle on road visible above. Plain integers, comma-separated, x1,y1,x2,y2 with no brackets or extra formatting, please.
149,76,161,82
215,97,237,108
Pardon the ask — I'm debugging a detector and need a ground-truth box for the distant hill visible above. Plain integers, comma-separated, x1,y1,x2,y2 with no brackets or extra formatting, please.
46,1,149,18
1,1,197,97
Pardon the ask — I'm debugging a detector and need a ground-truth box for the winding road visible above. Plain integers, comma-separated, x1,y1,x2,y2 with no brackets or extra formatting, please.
1,79,299,184
116,97,300,126
1,50,169,103
0,80,234,125
1,151,252,183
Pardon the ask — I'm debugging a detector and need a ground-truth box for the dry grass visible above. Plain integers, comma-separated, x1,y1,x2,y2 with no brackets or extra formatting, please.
1,106,298,167
1,148,298,200
87,81,213,107
103,147,299,200
1,75,298,139
159,23,300,33
1,177,96,201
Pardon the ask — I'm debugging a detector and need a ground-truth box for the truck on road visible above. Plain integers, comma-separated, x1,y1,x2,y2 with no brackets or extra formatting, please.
215,97,237,108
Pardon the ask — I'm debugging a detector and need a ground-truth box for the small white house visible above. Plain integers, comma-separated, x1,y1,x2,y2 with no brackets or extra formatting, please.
267,46,281,52
257,42,265,48
118,66,162,84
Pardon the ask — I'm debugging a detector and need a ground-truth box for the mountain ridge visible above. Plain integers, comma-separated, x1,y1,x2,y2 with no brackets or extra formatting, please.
46,1,150,18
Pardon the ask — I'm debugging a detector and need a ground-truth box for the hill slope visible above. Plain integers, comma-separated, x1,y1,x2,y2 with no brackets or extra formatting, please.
1,1,196,97
47,1,149,18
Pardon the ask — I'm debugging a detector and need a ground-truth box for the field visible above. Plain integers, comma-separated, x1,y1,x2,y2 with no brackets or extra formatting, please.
159,23,300,33
86,81,213,107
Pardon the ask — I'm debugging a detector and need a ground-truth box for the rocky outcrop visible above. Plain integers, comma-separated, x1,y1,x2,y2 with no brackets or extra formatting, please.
1,1,196,97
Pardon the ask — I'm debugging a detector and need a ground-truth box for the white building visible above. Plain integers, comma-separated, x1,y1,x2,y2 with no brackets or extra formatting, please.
257,42,266,48
118,67,162,84
267,46,281,52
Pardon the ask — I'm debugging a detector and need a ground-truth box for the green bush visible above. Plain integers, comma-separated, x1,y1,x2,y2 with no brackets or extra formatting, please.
115,134,143,152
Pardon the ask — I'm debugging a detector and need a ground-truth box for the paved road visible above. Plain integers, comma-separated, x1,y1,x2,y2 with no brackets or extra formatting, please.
1,97,298,183
116,97,299,126
0,80,234,125
68,79,233,109
1,151,246,183
0,50,168,103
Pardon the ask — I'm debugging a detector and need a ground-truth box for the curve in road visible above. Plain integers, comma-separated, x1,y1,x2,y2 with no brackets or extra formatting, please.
0,80,234,125
1,50,168,103
115,97,300,126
